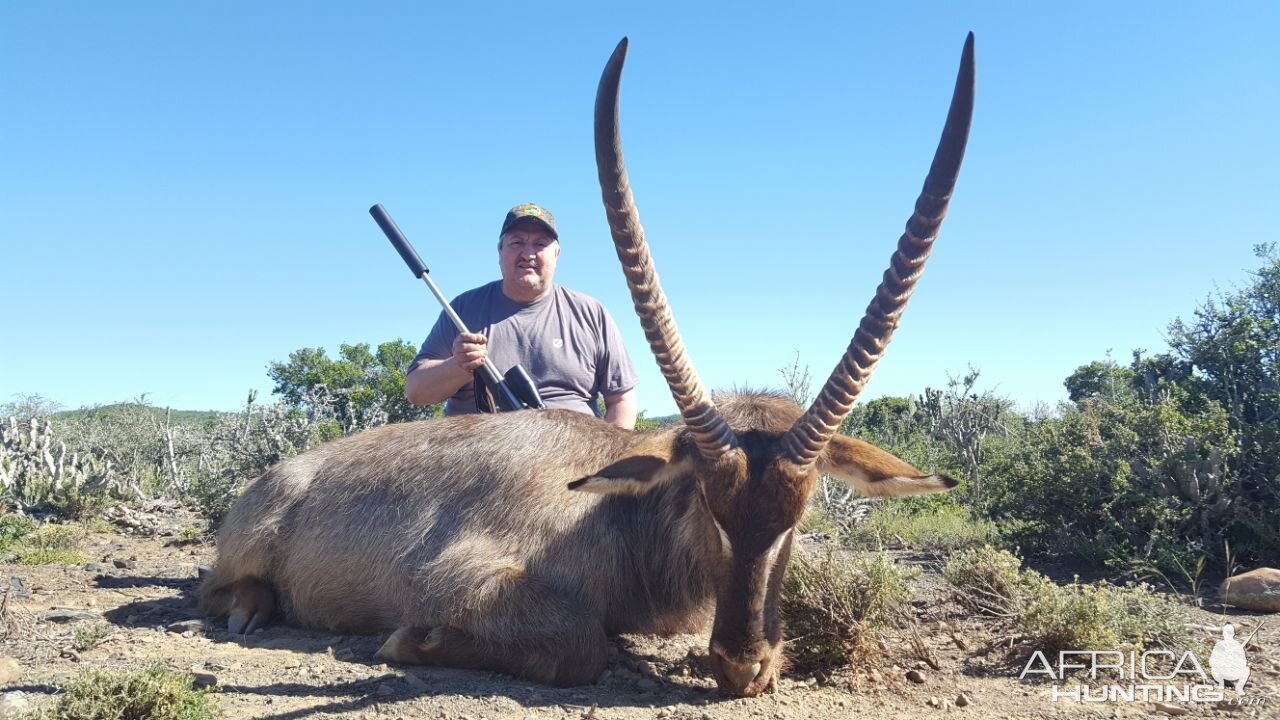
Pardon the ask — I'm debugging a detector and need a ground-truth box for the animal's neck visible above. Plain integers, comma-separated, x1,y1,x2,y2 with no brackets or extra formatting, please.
599,480,721,634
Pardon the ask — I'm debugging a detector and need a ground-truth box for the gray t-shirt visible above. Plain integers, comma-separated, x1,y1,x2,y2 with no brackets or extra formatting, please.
411,281,639,417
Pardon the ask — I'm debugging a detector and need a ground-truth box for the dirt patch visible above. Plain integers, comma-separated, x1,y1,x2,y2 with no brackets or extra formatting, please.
2,514,1276,719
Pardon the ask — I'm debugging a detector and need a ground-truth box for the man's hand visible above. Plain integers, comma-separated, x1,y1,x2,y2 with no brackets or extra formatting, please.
405,332,489,406
452,332,488,372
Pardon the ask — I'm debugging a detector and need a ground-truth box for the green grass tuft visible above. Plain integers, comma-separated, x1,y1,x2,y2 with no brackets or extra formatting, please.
11,522,86,566
34,662,219,720
844,504,999,552
72,622,116,652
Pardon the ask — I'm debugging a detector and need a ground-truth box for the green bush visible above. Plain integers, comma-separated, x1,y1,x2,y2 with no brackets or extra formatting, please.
180,473,240,527
982,375,1238,576
34,663,219,720
1021,580,1191,656
10,523,86,566
943,546,1192,656
0,513,36,560
47,486,112,522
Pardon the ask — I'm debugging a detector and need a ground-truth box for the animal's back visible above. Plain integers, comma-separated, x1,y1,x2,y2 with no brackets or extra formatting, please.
201,410,637,633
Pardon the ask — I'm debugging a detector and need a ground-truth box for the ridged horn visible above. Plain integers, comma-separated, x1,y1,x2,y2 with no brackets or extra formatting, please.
782,32,976,468
594,38,736,460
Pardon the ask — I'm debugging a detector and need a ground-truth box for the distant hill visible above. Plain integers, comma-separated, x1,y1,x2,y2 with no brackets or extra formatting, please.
55,403,225,427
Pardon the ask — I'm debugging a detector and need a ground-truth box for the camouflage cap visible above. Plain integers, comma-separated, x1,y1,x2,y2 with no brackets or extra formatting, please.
500,202,558,240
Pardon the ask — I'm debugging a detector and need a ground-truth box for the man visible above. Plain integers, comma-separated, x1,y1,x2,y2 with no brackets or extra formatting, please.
405,203,640,429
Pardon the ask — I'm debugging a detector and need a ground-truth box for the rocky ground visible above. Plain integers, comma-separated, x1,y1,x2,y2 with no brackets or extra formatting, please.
0,506,1276,719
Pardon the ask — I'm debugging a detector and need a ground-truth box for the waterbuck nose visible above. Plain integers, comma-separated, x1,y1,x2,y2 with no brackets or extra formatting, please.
710,644,767,697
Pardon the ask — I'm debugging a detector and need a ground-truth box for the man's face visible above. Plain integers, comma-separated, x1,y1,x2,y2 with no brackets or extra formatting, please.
499,225,560,299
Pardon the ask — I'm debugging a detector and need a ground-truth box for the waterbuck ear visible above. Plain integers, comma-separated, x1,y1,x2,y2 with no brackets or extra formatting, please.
569,430,692,495
817,435,958,497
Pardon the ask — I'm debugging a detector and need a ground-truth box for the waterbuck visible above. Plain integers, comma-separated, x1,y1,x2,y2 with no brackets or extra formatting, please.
200,34,975,697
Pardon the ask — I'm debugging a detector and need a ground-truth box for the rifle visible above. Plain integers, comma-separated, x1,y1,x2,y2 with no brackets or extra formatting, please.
370,204,545,413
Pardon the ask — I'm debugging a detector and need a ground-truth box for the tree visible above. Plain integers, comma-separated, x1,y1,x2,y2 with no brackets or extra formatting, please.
919,368,1013,507
268,340,440,434
1165,244,1280,561
1167,244,1280,485
1,393,63,421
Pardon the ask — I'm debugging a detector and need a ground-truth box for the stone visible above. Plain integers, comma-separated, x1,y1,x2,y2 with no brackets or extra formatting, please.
1219,567,1280,612
906,669,927,684
167,619,206,634
0,658,21,685
0,691,31,716
38,609,98,623
6,578,28,599
1153,702,1189,716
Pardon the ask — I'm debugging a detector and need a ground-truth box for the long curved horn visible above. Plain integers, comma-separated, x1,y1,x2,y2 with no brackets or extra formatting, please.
782,33,976,468
594,38,736,460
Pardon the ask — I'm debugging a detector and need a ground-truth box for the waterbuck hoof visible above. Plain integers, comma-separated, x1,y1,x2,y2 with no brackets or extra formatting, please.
376,626,438,664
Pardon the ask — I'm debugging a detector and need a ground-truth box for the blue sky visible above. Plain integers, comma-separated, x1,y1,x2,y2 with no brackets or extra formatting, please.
2,2,1276,417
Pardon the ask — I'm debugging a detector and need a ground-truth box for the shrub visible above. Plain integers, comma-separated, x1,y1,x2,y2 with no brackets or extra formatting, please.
781,548,915,674
1021,580,1191,656
181,473,239,527
11,523,86,566
941,545,1031,618
982,378,1239,576
845,504,998,552
72,622,115,652
34,663,219,720
0,514,35,561
943,546,1192,656
0,417,119,519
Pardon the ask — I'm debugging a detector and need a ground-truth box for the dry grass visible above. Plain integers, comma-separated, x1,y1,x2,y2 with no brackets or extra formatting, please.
942,545,1193,655
780,547,916,675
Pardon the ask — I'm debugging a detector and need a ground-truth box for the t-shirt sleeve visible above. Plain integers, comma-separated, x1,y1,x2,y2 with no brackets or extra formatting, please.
410,310,459,371
596,305,640,396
